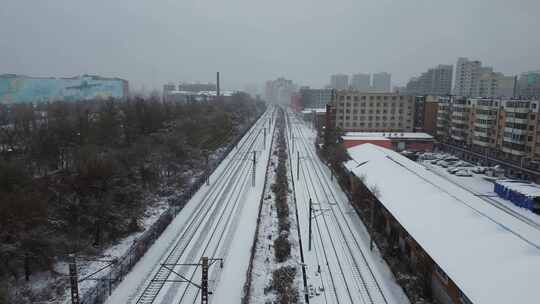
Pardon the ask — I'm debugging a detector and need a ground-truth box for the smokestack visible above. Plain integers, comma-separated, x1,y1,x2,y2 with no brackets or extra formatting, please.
216,72,220,98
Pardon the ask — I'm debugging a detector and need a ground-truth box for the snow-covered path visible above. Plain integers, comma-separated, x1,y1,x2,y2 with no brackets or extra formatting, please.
105,107,276,304
285,111,409,304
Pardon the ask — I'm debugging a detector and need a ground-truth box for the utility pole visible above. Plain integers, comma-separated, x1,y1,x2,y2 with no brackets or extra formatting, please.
263,127,267,150
201,257,209,304
69,254,80,304
297,151,300,180
216,72,220,99
370,198,375,251
205,151,210,185
252,151,256,187
308,198,312,251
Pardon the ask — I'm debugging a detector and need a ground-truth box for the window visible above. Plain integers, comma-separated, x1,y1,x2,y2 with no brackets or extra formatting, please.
353,96,359,101
346,95,351,100
339,96,345,101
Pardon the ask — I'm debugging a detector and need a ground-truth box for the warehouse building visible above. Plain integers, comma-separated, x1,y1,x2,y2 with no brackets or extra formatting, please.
343,143,540,304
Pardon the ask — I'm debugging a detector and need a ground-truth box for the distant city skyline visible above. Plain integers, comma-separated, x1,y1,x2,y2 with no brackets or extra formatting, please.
1,0,539,92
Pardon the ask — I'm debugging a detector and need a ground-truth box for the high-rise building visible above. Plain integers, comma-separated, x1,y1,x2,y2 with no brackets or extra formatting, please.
406,65,453,96
330,74,349,90
517,71,540,98
474,72,515,98
454,57,482,96
264,77,297,104
351,73,371,91
329,91,414,132
372,72,391,92
299,87,334,109
453,57,514,97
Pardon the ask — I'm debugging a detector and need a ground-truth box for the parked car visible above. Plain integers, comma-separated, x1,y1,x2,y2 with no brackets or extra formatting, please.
471,166,487,174
447,167,464,174
439,160,458,168
455,169,472,177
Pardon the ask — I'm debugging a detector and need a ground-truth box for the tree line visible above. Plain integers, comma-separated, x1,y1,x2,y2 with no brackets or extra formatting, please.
0,94,265,292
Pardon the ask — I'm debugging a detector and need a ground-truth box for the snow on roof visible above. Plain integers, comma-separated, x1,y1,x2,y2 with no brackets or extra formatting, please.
343,137,391,141
496,180,540,197
165,90,235,97
301,108,326,114
343,132,434,140
344,144,540,304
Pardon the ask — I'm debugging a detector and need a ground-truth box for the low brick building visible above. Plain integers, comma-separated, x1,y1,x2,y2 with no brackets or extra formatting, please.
342,132,434,152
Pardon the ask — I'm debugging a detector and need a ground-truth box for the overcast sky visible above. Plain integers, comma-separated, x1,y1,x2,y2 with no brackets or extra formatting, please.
1,0,539,92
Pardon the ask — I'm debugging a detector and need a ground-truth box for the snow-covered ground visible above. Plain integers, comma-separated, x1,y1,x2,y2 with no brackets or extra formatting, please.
249,124,303,303
104,108,276,304
286,112,409,304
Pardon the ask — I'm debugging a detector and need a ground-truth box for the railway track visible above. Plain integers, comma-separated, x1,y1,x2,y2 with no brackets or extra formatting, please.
286,111,389,304
133,108,276,304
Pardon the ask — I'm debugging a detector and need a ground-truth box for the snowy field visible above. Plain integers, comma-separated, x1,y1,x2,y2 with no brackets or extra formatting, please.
286,112,409,304
104,108,276,304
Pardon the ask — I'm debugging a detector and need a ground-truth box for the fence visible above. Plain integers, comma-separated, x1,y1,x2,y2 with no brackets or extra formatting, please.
79,110,265,304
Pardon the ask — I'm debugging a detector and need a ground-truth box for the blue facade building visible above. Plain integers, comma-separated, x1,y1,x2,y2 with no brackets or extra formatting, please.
0,74,129,104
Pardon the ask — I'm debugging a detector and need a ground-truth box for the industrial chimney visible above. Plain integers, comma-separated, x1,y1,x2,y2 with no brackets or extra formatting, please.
216,72,220,98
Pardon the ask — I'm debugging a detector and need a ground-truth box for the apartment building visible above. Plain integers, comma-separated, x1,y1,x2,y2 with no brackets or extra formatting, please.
406,65,453,96
414,95,439,135
454,58,482,96
330,91,414,132
436,96,540,162
517,71,540,97
453,57,515,98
